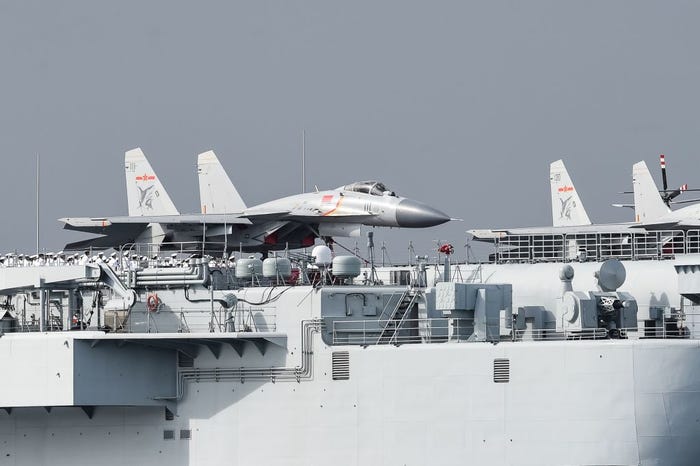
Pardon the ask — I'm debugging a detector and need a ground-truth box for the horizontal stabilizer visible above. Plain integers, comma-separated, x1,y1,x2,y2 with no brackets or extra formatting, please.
61,214,253,228
65,236,126,251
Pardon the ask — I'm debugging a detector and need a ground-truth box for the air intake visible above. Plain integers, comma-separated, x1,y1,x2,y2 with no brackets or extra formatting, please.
332,351,350,380
493,358,510,383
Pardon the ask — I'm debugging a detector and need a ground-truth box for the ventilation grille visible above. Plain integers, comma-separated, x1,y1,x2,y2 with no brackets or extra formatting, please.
163,430,175,440
332,351,350,380
180,429,192,440
493,358,510,383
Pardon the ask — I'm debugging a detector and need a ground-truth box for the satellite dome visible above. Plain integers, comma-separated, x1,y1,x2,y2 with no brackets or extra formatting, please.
312,245,333,266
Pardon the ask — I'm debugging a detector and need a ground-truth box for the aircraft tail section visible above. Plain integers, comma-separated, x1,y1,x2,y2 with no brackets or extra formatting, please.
549,159,591,227
633,161,671,222
197,150,247,214
124,148,180,216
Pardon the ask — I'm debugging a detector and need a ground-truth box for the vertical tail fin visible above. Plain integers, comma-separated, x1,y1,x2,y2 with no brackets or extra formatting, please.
124,148,179,216
633,161,671,223
549,159,591,227
197,150,247,214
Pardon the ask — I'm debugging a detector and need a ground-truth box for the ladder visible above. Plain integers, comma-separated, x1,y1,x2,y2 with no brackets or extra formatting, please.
376,289,419,345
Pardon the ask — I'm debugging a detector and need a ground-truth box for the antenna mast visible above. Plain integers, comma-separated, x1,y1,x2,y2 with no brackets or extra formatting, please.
36,154,40,254
302,130,306,193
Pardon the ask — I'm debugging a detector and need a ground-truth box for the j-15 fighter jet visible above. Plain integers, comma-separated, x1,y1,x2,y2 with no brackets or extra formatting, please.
470,155,700,243
60,148,450,252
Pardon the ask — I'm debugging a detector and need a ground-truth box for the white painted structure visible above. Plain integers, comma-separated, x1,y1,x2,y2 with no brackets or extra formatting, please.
0,256,696,465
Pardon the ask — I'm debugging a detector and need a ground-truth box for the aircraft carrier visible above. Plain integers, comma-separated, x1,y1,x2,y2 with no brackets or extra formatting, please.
0,231,697,466
0,152,698,466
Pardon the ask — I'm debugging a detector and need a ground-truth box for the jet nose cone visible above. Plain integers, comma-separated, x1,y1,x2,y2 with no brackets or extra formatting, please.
396,199,450,228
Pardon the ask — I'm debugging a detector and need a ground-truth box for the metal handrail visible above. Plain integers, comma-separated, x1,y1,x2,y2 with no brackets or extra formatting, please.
490,229,700,264
333,317,450,345
331,317,699,346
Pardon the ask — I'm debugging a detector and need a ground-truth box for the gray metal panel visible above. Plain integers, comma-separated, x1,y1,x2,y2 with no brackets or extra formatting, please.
72,340,176,407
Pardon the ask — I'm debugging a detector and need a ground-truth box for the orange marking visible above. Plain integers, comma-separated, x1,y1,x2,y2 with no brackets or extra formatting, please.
557,186,574,193
321,196,344,216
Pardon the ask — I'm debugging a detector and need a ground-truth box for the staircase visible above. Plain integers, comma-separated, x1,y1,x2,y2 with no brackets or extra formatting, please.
376,289,419,345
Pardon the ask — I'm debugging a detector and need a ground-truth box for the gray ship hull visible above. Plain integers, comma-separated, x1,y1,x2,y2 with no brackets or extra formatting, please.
0,333,696,466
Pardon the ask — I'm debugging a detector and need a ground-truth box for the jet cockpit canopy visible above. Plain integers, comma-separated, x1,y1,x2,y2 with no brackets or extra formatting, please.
343,181,396,197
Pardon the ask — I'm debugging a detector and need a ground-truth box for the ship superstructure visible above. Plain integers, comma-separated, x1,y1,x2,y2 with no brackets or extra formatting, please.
0,241,697,465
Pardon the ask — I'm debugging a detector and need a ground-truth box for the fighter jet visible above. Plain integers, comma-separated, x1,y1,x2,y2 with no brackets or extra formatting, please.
60,148,451,252
468,159,629,241
468,157,700,261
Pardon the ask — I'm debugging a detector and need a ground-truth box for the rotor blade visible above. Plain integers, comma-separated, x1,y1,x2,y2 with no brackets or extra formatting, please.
670,197,700,205
667,189,682,201
660,154,668,192
618,188,700,194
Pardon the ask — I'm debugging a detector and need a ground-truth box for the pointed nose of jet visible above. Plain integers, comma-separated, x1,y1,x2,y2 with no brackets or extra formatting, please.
395,199,451,228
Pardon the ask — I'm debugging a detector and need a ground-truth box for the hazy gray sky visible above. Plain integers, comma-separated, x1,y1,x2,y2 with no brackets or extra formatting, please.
1,1,699,261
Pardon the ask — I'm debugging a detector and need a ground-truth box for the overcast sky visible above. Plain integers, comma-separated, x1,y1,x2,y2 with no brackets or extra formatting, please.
1,1,699,262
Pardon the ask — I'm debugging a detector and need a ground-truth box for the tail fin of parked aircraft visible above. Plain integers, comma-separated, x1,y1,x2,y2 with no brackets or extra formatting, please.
124,148,180,216
633,161,671,223
550,159,591,227
197,150,247,214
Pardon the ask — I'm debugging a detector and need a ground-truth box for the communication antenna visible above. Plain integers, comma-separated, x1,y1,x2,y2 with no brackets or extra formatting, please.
302,130,306,193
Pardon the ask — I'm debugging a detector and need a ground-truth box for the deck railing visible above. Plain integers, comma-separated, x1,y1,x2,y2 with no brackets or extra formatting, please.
490,229,700,264
331,316,699,345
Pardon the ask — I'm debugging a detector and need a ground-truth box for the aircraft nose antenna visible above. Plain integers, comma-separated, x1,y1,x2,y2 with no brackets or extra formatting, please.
396,199,450,228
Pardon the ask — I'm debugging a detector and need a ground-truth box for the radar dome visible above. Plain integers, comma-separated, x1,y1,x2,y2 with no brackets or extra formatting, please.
312,245,333,267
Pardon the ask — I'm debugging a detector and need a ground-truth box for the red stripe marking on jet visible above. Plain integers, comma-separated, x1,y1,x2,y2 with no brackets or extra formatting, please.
322,196,344,216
